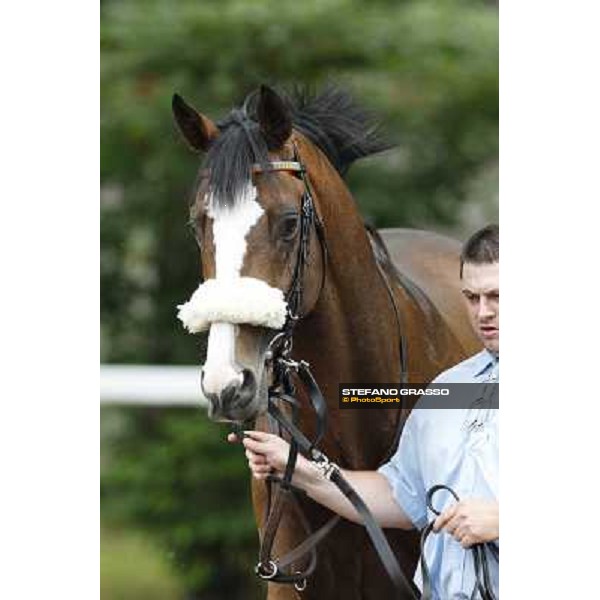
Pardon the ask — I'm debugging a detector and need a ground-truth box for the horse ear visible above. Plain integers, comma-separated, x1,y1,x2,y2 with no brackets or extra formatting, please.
172,94,219,152
257,85,292,150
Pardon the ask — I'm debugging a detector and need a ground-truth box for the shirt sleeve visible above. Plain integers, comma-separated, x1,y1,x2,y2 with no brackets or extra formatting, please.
377,411,428,529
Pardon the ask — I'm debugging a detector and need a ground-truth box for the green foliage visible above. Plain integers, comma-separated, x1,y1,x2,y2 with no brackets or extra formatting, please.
101,0,497,363
102,407,263,599
101,526,185,599
101,0,497,596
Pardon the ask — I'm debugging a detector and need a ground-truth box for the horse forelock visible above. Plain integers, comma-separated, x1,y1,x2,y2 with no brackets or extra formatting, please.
201,117,270,209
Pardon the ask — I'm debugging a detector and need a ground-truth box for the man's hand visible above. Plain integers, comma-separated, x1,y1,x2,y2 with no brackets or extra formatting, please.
227,430,314,483
433,499,498,548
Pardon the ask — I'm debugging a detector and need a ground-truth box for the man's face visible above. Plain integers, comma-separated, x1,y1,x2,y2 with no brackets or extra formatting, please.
461,261,499,355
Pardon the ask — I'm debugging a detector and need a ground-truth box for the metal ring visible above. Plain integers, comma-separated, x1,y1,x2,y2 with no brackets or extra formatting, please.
282,336,293,354
255,560,278,580
294,575,307,592
265,332,286,356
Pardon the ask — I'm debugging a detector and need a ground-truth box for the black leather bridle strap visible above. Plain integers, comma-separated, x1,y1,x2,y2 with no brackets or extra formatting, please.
252,147,332,588
329,468,420,599
258,485,340,587
257,379,332,589
420,485,499,600
280,143,327,325
275,512,341,571
267,401,420,599
295,361,327,449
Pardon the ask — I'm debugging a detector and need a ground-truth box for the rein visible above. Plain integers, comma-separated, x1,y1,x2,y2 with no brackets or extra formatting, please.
420,486,499,600
258,350,419,598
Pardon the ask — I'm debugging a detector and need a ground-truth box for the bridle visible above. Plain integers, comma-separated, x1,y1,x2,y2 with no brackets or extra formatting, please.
249,148,333,589
226,146,420,598
258,148,328,356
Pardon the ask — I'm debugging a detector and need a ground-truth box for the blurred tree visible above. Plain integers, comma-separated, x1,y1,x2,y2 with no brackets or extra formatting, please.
101,407,263,599
101,0,497,596
101,0,497,364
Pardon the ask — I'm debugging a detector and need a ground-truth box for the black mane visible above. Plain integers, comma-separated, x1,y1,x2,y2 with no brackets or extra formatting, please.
203,85,393,206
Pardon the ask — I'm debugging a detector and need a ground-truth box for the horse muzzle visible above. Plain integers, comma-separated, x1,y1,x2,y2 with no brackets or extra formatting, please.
200,366,263,422
178,277,286,420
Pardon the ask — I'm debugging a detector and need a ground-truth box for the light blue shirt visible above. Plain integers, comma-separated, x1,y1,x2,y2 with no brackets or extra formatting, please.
378,350,499,599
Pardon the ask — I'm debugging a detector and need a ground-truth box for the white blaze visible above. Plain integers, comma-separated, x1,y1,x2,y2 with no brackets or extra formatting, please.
201,184,264,395
203,322,239,395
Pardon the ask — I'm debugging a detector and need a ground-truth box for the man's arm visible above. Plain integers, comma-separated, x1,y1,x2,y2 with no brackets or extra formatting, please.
229,430,414,530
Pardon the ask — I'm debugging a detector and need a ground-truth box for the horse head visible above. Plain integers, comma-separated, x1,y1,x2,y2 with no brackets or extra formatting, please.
173,86,326,422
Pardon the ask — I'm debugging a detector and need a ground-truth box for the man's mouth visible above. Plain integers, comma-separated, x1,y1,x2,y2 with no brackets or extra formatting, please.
479,325,498,339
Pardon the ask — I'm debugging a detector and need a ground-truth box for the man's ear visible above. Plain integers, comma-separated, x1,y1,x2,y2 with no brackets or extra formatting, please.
256,85,292,150
172,94,219,152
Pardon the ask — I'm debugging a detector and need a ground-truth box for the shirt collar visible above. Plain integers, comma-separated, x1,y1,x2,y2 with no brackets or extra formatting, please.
473,349,498,377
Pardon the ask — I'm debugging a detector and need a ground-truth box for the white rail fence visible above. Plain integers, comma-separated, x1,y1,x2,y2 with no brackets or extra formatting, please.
100,365,207,406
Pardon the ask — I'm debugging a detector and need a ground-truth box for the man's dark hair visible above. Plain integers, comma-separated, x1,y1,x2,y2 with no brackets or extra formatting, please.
460,224,499,277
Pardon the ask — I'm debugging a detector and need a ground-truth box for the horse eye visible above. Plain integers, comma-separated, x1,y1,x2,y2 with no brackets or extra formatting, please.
279,213,299,241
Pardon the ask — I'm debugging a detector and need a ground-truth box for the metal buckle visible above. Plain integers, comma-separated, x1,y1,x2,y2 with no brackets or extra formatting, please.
310,451,338,481
294,574,307,592
265,332,295,364
279,356,300,370
286,308,301,323
255,560,278,580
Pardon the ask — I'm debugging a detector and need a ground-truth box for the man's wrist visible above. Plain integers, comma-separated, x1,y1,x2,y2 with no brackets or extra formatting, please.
491,502,499,541
484,502,499,543
291,454,324,489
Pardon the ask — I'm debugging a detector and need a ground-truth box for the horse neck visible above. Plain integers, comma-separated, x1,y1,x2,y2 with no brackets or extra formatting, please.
289,139,403,466
293,139,401,386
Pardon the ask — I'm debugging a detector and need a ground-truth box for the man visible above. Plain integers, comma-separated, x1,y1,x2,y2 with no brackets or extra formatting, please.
229,224,499,599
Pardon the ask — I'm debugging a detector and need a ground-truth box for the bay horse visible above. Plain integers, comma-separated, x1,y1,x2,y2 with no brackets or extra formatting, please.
172,85,480,599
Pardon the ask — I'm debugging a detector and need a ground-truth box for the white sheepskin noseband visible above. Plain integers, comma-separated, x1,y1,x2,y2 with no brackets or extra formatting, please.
177,277,288,333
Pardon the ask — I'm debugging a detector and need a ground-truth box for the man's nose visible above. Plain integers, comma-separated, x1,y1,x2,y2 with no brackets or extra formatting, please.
478,297,494,319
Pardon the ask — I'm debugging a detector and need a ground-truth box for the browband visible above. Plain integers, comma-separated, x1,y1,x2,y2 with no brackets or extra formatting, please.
199,161,304,179
253,161,304,173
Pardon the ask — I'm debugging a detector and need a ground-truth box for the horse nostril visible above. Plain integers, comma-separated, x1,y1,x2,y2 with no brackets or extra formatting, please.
220,381,239,409
220,369,256,412
239,369,257,401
